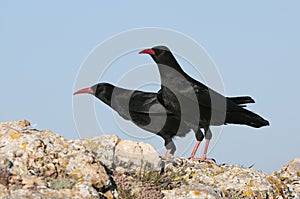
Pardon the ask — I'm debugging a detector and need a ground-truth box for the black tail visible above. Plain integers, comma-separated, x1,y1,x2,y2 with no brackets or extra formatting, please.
228,96,255,105
226,108,269,128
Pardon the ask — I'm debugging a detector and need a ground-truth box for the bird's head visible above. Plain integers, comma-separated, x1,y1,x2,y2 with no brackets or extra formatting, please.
73,83,114,104
139,45,173,64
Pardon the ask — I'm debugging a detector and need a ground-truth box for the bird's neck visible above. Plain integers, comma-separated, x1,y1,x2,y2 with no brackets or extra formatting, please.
99,87,132,108
157,58,188,86
162,54,184,72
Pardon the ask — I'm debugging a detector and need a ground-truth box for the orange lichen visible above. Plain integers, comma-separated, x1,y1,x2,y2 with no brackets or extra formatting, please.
90,179,97,184
42,130,52,134
103,190,114,199
193,190,201,195
9,130,21,140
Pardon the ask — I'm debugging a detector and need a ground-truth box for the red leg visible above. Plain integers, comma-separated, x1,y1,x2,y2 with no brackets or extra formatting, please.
200,139,210,160
199,139,215,162
164,149,173,157
191,139,215,163
190,140,201,159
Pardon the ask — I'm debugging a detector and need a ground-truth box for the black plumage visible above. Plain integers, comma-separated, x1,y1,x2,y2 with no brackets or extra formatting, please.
74,83,259,156
139,45,269,161
74,83,190,155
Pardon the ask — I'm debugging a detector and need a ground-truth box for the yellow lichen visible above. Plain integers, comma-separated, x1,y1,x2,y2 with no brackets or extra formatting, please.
173,176,180,181
90,179,97,184
70,169,82,179
247,180,254,187
267,176,284,195
22,142,27,150
9,130,21,140
186,170,195,180
243,190,252,197
266,176,277,184
230,172,239,179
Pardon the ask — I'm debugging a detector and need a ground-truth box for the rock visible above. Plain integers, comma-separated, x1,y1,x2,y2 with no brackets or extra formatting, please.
0,120,299,199
272,158,300,198
162,185,220,199
159,157,300,198
114,140,161,173
0,120,114,198
283,158,300,174
71,134,119,169
72,135,161,173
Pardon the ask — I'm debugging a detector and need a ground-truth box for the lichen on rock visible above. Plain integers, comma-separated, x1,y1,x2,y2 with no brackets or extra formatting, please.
0,120,113,198
0,120,299,199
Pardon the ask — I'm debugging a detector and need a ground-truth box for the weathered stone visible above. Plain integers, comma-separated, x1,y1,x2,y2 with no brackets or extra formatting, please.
73,134,162,173
285,158,300,173
162,185,221,199
272,158,300,198
71,134,120,169
1,120,299,199
0,120,114,198
160,157,300,198
114,139,161,173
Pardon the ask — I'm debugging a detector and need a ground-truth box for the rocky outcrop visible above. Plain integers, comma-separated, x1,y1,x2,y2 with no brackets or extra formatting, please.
72,135,161,173
0,120,113,198
0,120,299,198
162,158,300,198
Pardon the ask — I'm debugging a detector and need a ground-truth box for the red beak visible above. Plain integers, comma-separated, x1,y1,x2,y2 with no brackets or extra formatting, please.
139,48,155,55
73,87,94,95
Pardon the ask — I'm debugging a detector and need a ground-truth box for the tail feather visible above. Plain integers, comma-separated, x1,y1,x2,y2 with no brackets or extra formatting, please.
226,108,269,128
228,96,255,105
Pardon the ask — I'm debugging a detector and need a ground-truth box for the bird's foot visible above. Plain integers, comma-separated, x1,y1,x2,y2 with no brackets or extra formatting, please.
190,154,216,163
163,149,174,157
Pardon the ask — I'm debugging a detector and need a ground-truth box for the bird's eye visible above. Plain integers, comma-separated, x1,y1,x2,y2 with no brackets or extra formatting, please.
155,49,162,56
97,86,103,92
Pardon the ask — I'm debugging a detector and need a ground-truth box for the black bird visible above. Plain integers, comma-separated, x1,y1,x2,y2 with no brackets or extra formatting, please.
74,82,191,155
74,83,257,157
139,46,269,161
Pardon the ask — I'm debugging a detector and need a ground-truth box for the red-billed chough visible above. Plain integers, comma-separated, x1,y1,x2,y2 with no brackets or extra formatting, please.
139,46,269,161
74,82,190,155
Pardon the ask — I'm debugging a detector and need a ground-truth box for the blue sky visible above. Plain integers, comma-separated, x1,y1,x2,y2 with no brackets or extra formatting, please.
1,1,299,173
